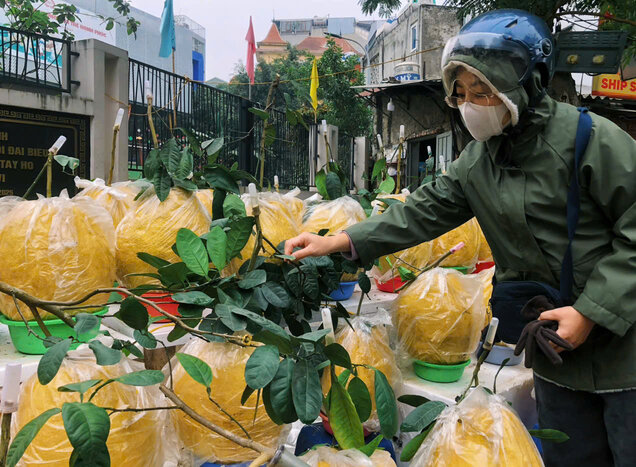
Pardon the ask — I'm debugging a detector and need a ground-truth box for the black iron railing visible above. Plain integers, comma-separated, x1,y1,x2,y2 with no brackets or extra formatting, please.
0,26,72,92
338,132,355,190
128,58,311,189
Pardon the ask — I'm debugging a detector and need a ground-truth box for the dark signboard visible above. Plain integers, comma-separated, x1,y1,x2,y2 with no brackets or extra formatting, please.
0,105,90,198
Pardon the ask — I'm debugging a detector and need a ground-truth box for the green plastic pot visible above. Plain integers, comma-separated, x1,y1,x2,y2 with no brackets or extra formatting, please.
0,307,107,355
413,359,471,383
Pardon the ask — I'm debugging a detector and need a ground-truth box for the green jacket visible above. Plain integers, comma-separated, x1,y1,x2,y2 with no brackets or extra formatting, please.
346,96,636,392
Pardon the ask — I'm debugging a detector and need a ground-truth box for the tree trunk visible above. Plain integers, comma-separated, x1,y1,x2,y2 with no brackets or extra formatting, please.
548,71,581,106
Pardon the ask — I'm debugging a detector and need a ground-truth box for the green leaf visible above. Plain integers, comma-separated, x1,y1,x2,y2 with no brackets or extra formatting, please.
371,158,386,181
204,166,240,193
202,137,224,160
252,330,294,355
223,194,246,217
133,329,157,349
176,228,210,277
297,329,331,343
157,262,189,287
400,400,446,432
173,178,198,191
167,325,188,342
115,297,148,330
37,338,72,385
358,272,371,293
245,345,280,389
285,108,298,126
215,304,248,331
348,376,372,423
358,434,384,457
400,423,435,462
260,282,290,308
315,170,327,199
74,313,100,336
374,369,398,439
398,266,417,282
136,252,170,270
61,402,110,463
528,429,570,443
337,369,352,386
292,359,323,424
115,370,164,386
325,172,344,200
54,155,79,170
159,138,181,174
327,377,364,449
397,394,430,408
264,125,276,147
176,353,213,387
241,385,256,405
230,308,290,340
175,147,194,179
226,216,255,259
88,341,122,366
7,408,61,467
302,273,320,299
207,226,228,271
57,379,102,395
152,166,172,202
378,177,395,194
248,107,269,120
324,343,353,370
267,358,297,423
172,291,213,306
176,127,202,157
239,270,267,289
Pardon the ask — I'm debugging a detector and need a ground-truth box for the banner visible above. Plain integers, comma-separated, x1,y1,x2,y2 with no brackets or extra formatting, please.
592,73,636,100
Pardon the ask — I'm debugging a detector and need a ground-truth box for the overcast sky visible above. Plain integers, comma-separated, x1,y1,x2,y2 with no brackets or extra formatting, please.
129,0,381,81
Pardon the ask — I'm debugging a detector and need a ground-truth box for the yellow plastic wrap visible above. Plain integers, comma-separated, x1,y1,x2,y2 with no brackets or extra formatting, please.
195,188,214,215
374,241,433,283
430,218,481,267
476,266,495,328
300,446,396,467
411,387,543,467
74,177,146,227
115,187,211,289
302,196,366,236
283,187,305,226
171,338,286,464
392,267,485,364
321,311,401,431
12,351,173,467
0,193,116,320
372,193,407,214
477,222,493,262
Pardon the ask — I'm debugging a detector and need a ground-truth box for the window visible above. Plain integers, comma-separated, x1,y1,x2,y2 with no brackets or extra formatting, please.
411,24,417,51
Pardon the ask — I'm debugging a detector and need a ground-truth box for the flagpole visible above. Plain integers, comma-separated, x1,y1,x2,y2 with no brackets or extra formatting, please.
249,83,252,101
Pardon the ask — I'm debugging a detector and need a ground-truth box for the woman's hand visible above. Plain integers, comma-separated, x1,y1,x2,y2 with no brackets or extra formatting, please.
539,306,595,352
284,232,351,261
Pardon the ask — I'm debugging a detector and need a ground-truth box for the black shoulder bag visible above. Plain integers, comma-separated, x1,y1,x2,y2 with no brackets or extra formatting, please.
490,108,593,344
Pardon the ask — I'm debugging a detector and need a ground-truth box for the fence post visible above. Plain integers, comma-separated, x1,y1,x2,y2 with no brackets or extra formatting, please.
239,98,254,179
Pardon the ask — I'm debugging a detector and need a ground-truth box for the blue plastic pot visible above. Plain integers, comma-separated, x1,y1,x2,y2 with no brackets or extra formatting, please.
328,281,357,301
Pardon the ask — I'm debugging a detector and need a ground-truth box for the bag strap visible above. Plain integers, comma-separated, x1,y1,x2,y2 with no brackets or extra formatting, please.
560,108,593,303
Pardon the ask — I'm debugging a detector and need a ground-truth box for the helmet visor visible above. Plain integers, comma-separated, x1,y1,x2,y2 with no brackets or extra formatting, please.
442,32,531,95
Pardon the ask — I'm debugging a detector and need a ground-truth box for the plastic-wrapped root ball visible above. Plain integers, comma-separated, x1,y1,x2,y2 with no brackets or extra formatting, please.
300,446,396,467
376,241,433,283
392,268,485,364
171,339,285,464
431,218,481,267
321,312,401,431
477,222,493,262
0,193,116,320
12,353,172,467
115,187,210,289
74,177,145,227
411,388,543,467
195,189,214,216
283,187,305,226
476,266,495,328
302,196,366,236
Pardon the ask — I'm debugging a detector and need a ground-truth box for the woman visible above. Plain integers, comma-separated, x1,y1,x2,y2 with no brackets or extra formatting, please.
285,9,636,467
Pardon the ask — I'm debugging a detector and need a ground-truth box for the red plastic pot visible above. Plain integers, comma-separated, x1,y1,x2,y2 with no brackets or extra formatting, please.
320,412,372,437
473,261,495,274
375,277,406,293
118,292,180,323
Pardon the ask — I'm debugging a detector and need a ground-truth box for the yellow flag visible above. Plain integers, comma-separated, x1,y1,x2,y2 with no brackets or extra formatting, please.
310,57,319,114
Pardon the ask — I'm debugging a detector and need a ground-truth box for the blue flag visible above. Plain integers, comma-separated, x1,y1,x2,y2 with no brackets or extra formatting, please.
159,0,175,58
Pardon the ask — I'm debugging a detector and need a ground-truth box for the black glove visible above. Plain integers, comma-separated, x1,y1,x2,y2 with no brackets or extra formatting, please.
520,295,556,321
514,319,574,368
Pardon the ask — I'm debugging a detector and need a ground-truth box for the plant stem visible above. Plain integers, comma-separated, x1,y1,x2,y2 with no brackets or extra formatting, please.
160,385,275,457
356,289,364,316
28,305,51,338
147,97,159,149
23,161,49,199
395,141,403,194
0,412,12,467
207,393,251,440
248,205,263,272
258,75,280,187
104,405,180,414
46,150,53,198
107,126,120,186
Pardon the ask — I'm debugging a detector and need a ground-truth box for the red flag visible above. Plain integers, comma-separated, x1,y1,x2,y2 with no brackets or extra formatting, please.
245,17,256,85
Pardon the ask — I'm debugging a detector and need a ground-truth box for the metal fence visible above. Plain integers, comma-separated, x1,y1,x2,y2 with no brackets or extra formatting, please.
128,59,310,189
338,133,355,190
0,26,73,92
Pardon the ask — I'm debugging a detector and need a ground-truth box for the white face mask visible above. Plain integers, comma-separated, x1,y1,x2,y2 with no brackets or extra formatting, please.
458,101,510,142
